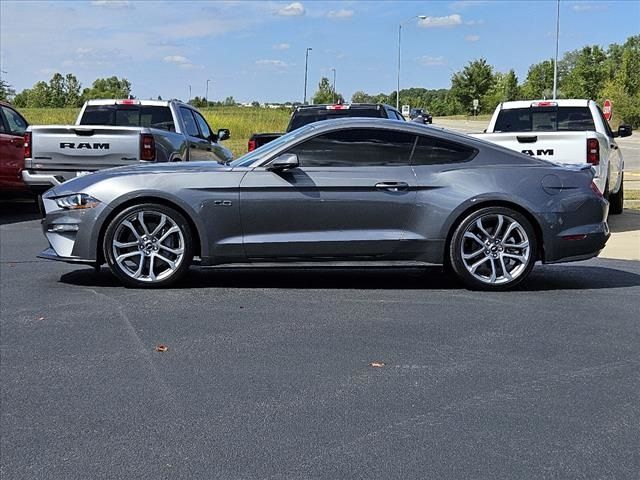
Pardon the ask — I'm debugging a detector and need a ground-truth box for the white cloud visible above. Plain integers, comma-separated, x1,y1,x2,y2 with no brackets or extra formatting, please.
256,59,289,67
465,34,480,42
571,2,607,12
91,0,130,8
419,56,446,66
163,55,202,69
327,9,354,19
418,14,462,28
276,2,305,16
273,43,290,50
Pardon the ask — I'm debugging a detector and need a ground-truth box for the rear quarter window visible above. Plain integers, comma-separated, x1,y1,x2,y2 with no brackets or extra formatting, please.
411,136,477,165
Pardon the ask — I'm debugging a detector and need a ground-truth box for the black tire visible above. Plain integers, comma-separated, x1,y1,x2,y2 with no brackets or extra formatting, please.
449,206,537,291
103,203,194,288
608,173,624,215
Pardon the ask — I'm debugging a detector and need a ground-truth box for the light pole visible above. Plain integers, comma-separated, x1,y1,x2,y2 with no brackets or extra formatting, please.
397,15,427,111
303,47,312,105
552,0,560,100
205,79,210,106
331,68,336,103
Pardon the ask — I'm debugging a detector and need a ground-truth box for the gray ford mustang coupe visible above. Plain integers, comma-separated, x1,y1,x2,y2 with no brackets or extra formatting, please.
38,118,609,290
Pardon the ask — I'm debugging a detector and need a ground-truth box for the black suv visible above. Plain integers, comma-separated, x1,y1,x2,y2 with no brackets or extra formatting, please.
409,108,433,124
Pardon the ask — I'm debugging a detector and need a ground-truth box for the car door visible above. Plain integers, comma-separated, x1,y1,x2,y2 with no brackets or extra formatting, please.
0,105,28,190
239,127,418,259
179,107,212,162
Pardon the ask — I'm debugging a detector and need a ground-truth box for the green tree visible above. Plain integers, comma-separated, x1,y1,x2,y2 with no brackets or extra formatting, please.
313,77,343,104
0,78,15,102
520,60,554,99
64,74,82,107
224,96,236,106
13,81,51,107
561,46,607,99
48,73,66,107
450,58,496,113
81,76,131,101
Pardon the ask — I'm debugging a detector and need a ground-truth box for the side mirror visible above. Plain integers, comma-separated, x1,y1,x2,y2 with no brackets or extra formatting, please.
217,128,230,141
266,153,299,172
616,124,632,138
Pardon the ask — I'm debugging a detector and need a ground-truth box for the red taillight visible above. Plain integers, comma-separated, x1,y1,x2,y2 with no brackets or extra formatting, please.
590,181,604,198
248,139,256,152
117,99,139,105
140,134,155,161
531,101,557,107
23,132,31,159
562,234,587,241
587,138,599,166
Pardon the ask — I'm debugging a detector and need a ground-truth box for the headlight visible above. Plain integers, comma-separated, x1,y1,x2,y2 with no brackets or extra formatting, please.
55,193,101,210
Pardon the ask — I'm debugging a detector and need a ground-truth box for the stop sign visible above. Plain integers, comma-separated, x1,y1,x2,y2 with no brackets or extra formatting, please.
603,99,613,121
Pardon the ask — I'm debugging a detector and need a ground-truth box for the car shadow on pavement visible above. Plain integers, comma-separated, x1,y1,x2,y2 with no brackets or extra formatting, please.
608,210,640,234
0,198,40,226
60,263,640,291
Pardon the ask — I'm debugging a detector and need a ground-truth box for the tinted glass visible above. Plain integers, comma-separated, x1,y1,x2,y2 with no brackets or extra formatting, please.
285,128,415,167
288,108,384,130
193,111,212,139
412,135,477,165
1,106,28,135
493,107,596,132
81,105,175,131
179,107,201,137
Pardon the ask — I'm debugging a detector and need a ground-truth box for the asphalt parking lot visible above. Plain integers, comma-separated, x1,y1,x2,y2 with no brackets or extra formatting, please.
1,199,640,479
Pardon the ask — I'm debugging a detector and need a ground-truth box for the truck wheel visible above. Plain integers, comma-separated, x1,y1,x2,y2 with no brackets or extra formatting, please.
103,204,193,288
449,207,537,291
608,174,624,215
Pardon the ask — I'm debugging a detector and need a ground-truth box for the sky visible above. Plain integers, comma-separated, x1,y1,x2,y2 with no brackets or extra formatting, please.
1,0,639,103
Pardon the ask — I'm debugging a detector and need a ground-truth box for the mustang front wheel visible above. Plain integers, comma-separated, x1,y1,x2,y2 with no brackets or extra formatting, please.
103,204,193,287
449,207,537,290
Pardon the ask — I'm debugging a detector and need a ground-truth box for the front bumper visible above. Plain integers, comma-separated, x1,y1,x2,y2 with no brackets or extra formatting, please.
39,194,110,265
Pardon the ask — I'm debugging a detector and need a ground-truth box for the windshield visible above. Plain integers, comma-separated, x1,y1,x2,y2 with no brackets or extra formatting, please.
493,106,596,133
80,105,176,131
228,124,317,167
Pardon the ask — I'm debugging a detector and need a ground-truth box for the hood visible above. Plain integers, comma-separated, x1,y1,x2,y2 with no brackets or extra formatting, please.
45,161,230,197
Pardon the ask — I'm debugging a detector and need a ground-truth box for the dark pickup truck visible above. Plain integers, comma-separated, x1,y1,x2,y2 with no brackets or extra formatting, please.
248,103,406,151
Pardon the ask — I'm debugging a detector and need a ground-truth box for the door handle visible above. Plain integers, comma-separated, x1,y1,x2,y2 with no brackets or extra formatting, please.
375,182,409,192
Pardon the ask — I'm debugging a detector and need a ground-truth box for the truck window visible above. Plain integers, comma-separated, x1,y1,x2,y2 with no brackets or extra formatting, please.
81,105,175,131
494,107,596,133
288,108,383,131
1,106,28,135
179,108,201,138
192,111,213,140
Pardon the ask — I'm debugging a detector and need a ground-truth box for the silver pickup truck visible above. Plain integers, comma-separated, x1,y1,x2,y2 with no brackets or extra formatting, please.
23,99,233,192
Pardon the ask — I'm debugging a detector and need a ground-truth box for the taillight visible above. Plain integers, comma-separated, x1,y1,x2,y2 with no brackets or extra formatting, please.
140,134,155,161
23,132,31,159
248,139,256,152
590,181,603,198
587,138,599,166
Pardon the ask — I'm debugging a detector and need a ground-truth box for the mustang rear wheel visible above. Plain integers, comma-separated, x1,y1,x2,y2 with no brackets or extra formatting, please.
449,207,537,291
104,204,193,287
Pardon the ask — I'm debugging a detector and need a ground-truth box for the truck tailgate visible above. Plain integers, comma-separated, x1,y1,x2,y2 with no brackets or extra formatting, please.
471,131,590,165
28,125,143,172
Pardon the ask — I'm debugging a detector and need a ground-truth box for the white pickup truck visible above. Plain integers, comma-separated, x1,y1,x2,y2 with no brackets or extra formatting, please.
473,99,632,214
23,99,233,193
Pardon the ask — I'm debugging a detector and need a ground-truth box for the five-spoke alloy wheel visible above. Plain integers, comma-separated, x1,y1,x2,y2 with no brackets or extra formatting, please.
450,207,537,290
104,204,193,287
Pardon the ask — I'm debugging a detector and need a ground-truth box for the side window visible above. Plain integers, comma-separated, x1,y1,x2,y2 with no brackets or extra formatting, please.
179,107,201,138
412,135,477,165
1,106,28,135
595,106,614,138
192,111,213,140
285,128,416,167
